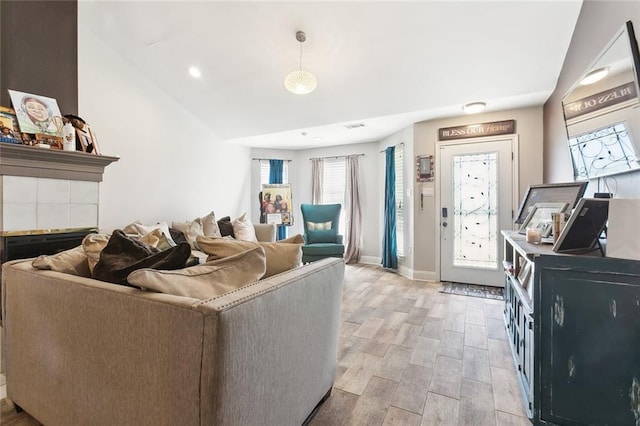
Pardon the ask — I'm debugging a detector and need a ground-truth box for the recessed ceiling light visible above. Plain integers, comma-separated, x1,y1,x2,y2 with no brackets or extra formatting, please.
579,67,609,86
188,66,201,78
463,102,486,114
313,136,323,141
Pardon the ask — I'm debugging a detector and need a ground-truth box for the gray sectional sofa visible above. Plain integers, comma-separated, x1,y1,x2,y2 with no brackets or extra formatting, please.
1,256,345,425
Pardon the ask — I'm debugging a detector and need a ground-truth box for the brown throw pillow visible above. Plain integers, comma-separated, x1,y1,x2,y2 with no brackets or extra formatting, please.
127,247,266,299
93,230,192,286
217,216,234,238
196,236,302,278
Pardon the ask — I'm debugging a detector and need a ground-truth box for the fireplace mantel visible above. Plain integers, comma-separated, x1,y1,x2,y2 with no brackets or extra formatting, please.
0,143,119,182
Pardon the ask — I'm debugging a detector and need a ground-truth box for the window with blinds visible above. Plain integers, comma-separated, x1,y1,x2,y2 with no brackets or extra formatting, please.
260,160,289,185
395,147,404,257
322,157,347,236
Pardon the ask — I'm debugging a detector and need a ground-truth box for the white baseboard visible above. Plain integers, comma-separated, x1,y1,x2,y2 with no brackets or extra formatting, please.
412,269,437,282
359,256,381,265
397,265,436,282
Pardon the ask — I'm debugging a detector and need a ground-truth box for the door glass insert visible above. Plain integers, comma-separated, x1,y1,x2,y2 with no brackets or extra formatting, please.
452,152,498,269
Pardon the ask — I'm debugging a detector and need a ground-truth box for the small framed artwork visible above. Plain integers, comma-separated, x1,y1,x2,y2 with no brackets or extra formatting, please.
8,89,64,137
260,184,293,225
518,202,569,237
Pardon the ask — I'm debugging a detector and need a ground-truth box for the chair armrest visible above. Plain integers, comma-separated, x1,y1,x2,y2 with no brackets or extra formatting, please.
254,223,276,242
336,234,343,244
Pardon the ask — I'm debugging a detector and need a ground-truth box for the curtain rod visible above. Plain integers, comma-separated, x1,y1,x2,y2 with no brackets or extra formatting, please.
252,158,292,162
379,142,404,153
309,153,365,161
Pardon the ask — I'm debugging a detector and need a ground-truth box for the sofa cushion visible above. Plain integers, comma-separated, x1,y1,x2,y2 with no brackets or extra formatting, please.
127,246,266,299
196,236,302,278
217,216,234,238
93,230,192,286
301,242,345,256
232,212,258,242
32,245,91,277
279,234,305,244
307,229,337,244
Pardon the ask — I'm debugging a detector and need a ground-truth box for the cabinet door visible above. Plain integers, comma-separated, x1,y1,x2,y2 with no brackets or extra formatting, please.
536,258,640,425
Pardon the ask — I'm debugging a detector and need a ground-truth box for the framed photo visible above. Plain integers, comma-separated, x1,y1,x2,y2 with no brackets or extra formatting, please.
281,211,292,226
416,155,433,182
553,198,610,254
518,202,569,237
8,89,64,137
517,261,532,289
35,134,63,150
0,106,21,144
267,214,283,225
260,184,293,226
514,182,587,224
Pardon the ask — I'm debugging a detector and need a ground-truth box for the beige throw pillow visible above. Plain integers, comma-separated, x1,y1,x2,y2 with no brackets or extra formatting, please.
131,221,176,246
196,236,302,278
232,212,258,242
32,245,91,277
171,218,205,250
201,211,222,237
127,247,266,299
82,233,111,273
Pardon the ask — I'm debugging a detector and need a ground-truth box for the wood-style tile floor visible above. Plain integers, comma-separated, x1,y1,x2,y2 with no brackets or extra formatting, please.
308,264,530,426
0,263,529,425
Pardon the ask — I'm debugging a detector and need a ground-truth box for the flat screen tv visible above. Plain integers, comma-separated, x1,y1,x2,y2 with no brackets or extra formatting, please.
552,198,610,254
514,182,588,225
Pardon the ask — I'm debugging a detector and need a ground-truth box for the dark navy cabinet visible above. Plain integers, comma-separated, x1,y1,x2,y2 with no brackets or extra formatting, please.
502,231,640,425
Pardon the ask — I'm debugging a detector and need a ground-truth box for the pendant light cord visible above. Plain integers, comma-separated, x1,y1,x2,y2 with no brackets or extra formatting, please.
299,42,303,71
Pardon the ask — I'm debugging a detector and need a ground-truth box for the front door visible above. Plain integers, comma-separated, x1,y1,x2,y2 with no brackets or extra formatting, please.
439,137,514,286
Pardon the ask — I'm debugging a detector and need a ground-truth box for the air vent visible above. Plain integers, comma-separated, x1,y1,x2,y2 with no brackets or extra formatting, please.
344,123,365,129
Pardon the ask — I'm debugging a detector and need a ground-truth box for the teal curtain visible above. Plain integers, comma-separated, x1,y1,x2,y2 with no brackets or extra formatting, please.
382,147,397,269
269,159,287,240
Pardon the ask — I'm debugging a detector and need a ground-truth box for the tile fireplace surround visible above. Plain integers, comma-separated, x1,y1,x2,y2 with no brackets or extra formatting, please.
0,143,118,238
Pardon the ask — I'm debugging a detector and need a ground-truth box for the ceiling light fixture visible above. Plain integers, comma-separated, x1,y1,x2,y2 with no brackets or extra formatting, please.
579,67,609,86
188,66,201,78
284,31,317,95
463,102,486,114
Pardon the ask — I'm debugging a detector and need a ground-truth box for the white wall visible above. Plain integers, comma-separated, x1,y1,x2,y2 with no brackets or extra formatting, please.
251,142,381,262
78,20,251,231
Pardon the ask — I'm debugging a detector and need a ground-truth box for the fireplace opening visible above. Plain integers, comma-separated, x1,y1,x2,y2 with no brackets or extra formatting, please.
1,230,96,264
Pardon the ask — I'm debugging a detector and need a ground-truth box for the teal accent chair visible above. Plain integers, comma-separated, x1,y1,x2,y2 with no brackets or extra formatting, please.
300,203,345,263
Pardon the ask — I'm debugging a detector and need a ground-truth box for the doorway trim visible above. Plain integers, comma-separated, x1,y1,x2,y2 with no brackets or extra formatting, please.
434,134,520,282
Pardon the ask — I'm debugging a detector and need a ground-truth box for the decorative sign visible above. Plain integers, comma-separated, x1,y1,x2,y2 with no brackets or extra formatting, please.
438,120,515,141
563,82,637,120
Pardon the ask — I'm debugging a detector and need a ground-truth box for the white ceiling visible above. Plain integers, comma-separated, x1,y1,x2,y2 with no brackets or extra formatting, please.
81,0,583,150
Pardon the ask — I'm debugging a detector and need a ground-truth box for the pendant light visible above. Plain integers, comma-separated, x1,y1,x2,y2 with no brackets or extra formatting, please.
284,31,317,95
